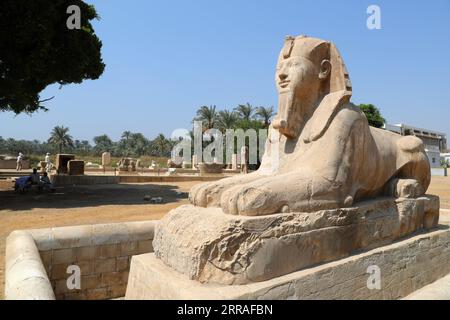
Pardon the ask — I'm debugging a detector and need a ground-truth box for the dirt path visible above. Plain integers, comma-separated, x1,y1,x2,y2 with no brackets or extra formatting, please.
426,176,450,210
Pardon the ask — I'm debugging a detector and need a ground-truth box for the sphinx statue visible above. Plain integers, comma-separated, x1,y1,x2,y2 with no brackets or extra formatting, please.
126,36,440,298
190,35,431,216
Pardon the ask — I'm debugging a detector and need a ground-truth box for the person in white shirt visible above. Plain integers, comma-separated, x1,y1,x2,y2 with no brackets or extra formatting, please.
16,152,24,171
45,153,52,171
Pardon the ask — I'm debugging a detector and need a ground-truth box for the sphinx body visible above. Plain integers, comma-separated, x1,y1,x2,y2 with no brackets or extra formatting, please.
190,35,430,216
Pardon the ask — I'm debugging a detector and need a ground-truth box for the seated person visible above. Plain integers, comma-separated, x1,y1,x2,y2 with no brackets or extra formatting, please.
40,172,54,191
30,168,40,185
14,176,32,193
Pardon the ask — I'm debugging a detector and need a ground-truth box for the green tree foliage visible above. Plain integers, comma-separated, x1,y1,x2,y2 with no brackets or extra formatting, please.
194,103,274,132
234,103,255,121
216,110,238,132
192,103,274,169
73,140,92,156
194,105,217,130
1,131,174,159
150,133,172,157
359,104,386,128
93,134,113,155
0,0,105,114
255,106,275,128
48,126,74,153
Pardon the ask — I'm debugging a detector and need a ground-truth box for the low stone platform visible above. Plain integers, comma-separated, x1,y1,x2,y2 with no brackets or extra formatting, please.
49,174,227,186
152,196,440,285
126,226,450,300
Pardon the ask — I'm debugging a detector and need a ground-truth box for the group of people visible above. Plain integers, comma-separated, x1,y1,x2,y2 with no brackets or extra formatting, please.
14,152,55,193
16,152,53,171
30,168,54,190
15,169,54,193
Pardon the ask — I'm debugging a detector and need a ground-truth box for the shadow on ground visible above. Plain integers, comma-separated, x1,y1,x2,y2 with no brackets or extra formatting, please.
0,183,189,211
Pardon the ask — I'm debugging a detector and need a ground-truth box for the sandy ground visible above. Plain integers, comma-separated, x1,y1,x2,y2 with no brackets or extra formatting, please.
1,176,450,299
0,180,200,299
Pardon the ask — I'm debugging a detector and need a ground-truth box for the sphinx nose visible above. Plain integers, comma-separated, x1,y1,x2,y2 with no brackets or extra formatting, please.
278,73,288,81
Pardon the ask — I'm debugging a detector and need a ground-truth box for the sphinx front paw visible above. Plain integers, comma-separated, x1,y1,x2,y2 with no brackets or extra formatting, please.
220,185,282,216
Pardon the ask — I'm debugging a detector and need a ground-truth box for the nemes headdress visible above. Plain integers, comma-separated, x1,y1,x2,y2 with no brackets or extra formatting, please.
280,35,352,93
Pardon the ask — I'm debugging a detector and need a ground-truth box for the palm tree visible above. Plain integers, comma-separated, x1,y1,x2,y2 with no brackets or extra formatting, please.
121,131,132,141
216,110,238,132
194,105,217,130
48,126,74,153
234,103,255,121
255,106,275,128
152,133,170,157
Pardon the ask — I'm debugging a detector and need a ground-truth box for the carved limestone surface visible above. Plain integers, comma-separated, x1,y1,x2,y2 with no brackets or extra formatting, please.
190,35,431,216
154,196,440,285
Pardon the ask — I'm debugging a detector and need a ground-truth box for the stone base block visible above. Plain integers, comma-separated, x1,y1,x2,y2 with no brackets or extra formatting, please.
153,196,439,285
125,227,450,300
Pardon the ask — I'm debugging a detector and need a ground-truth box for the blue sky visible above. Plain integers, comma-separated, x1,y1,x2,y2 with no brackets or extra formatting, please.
1,0,449,142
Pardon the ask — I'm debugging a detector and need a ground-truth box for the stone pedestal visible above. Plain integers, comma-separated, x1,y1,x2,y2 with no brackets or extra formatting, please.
125,226,450,300
125,196,441,301
151,196,439,285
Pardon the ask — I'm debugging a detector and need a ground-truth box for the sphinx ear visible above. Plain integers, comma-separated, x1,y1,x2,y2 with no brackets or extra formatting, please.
319,59,331,80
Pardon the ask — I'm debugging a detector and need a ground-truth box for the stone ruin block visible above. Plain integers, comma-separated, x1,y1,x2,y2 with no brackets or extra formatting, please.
55,154,75,174
67,160,85,176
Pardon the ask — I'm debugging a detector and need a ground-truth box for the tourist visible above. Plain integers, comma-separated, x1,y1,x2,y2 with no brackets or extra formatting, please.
16,152,24,171
29,168,40,185
45,152,52,171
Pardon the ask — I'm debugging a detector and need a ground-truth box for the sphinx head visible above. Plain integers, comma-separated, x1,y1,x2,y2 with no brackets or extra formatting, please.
272,35,352,138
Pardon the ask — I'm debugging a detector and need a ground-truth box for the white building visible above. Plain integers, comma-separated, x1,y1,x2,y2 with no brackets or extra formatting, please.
441,153,450,166
384,123,447,168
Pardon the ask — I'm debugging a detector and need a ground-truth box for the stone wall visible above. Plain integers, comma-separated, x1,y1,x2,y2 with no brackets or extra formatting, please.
5,221,155,300
0,159,30,169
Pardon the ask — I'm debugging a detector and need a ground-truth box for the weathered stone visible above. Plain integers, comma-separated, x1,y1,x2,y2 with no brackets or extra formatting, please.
192,155,198,169
126,228,450,300
68,160,85,175
231,154,238,170
198,163,223,175
154,196,439,285
101,152,111,167
5,231,55,300
55,154,75,175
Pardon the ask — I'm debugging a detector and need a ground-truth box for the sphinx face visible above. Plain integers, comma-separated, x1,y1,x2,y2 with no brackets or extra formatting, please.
273,56,321,138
